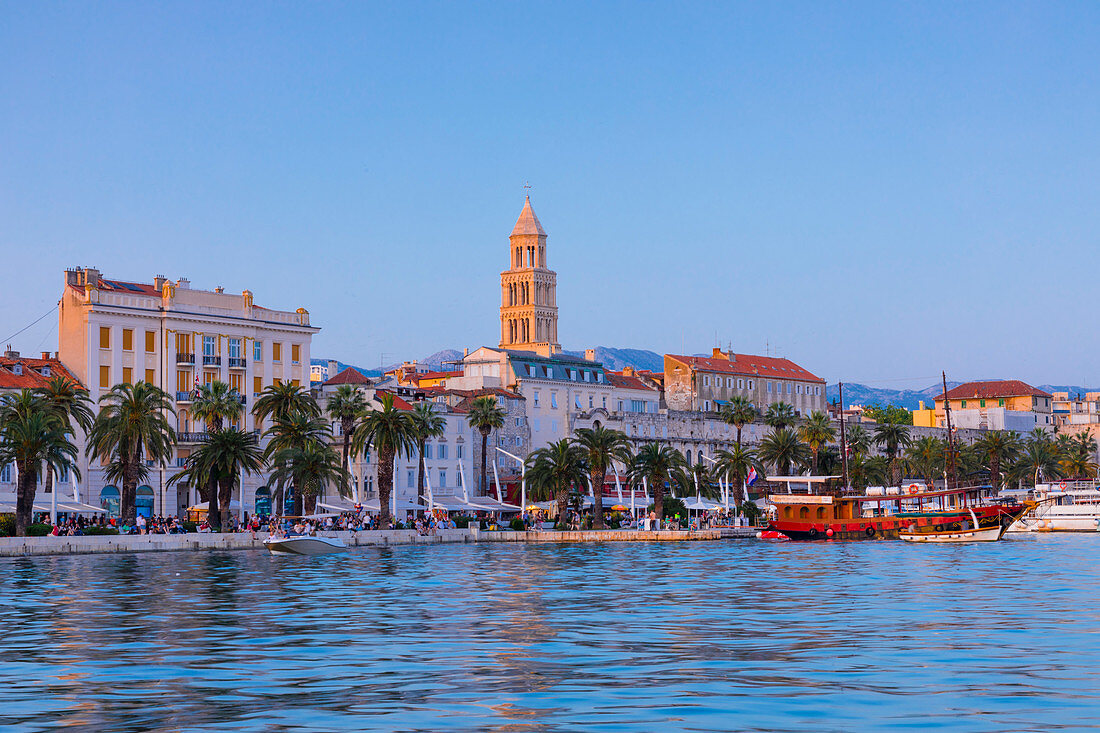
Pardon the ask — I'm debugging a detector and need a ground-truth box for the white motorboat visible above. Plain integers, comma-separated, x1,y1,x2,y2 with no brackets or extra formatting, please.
264,535,348,555
1007,482,1100,533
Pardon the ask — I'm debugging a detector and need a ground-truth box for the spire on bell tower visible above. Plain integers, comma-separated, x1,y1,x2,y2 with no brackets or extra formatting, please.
500,193,560,354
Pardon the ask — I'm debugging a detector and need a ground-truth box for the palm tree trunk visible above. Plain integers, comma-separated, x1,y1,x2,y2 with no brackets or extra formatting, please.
592,468,605,529
652,477,665,520
121,456,138,527
15,459,34,537
218,474,233,531
341,426,352,497
293,486,304,517
991,455,1001,491
480,429,490,496
205,475,221,531
811,447,819,474
417,439,426,513
45,464,54,496
378,445,394,526
555,486,569,526
736,426,743,448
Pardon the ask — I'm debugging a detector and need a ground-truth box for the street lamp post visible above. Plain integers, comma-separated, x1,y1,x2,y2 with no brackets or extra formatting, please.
495,447,525,510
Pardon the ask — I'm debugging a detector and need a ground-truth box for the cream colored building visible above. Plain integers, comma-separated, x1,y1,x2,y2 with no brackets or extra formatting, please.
58,267,318,517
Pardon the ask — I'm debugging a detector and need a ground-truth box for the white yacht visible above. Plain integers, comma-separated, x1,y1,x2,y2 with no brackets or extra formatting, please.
264,534,348,555
1007,482,1100,533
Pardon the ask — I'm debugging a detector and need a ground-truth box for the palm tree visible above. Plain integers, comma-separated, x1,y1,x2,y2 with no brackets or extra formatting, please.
1016,434,1063,486
763,402,797,431
873,422,912,487
572,425,631,529
352,393,416,527
170,428,265,529
759,427,811,476
263,412,332,515
0,391,80,536
411,402,447,511
87,383,176,525
191,380,245,528
466,395,506,496
719,396,757,447
36,376,94,498
714,444,767,503
1058,431,1099,480
904,436,943,489
848,453,890,490
525,438,588,525
627,443,687,520
252,381,320,428
326,385,368,498
973,431,1022,490
268,441,347,513
797,411,835,473
845,424,872,457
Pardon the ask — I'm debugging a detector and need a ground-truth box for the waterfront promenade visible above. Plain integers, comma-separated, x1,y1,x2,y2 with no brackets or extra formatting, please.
0,527,756,557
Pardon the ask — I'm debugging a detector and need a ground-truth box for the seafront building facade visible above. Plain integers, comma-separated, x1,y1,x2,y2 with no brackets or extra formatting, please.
912,380,1054,432
55,267,318,517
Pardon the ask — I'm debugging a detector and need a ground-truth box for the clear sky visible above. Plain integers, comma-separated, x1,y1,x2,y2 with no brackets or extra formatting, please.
3,2,1099,387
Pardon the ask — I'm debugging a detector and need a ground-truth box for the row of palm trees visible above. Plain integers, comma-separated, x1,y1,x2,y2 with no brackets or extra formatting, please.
0,376,515,536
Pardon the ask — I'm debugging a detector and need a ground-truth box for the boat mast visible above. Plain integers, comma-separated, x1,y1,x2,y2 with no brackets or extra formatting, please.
943,370,958,491
839,381,850,491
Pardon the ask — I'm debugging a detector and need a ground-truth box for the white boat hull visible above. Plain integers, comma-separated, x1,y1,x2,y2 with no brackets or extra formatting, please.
899,525,1004,543
264,536,348,555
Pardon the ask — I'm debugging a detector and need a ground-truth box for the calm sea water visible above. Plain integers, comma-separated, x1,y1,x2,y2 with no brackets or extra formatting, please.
2,534,1099,732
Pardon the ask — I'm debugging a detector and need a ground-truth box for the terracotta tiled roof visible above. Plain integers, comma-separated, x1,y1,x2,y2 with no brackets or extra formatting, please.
451,388,523,414
667,353,823,382
511,196,546,237
606,373,656,391
0,356,81,391
938,380,1052,401
374,390,414,410
324,367,372,386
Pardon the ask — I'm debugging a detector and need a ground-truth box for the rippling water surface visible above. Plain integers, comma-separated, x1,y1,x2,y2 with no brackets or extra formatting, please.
3,534,1100,731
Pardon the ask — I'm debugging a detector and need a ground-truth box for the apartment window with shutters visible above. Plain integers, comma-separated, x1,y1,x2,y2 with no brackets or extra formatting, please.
748,380,754,390
145,331,156,352
145,369,155,384
533,390,540,407
551,392,558,408
175,332,190,354
229,374,242,392
273,343,282,362
291,379,300,387
99,365,110,387
204,372,216,385
438,444,448,459
203,336,216,357
980,399,986,408
122,367,132,384
254,340,263,361
122,329,133,351
99,327,110,349
177,371,189,392
292,344,301,363
457,445,464,459
228,338,241,358
254,376,263,394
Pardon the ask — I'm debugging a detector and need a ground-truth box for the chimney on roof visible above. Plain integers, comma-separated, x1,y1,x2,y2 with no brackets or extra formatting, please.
464,347,469,357
712,347,731,360
328,360,338,377
214,286,224,294
177,278,190,289
623,366,635,376
41,352,50,360
84,268,100,288
154,275,167,290
585,348,596,362
4,347,18,359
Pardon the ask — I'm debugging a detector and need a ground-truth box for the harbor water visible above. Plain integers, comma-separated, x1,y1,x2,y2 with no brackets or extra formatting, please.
2,534,1099,731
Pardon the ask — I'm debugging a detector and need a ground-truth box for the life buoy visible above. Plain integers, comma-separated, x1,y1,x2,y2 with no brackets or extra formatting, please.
808,528,819,539
908,483,921,493
865,526,875,537
934,524,944,532
1059,481,1067,490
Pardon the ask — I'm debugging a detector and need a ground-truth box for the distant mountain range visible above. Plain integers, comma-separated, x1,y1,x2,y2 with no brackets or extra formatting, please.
827,382,1100,409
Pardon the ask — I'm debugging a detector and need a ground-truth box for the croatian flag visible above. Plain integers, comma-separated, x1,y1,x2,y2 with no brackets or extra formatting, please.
746,467,758,486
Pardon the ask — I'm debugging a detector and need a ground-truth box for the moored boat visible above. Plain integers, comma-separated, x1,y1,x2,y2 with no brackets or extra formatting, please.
264,535,348,555
1006,481,1100,533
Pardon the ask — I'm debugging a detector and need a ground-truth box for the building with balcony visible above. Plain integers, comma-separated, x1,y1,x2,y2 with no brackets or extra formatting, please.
58,267,319,517
664,348,826,416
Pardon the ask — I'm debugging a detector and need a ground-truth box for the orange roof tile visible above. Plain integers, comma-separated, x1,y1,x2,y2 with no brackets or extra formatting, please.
0,356,81,391
667,353,823,382
938,380,1051,401
324,367,372,386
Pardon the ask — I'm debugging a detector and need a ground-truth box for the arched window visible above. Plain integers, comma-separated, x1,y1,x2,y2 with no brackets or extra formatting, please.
816,507,826,520
136,485,155,518
255,486,272,516
685,450,692,466
784,506,793,519
100,486,120,517
799,506,809,519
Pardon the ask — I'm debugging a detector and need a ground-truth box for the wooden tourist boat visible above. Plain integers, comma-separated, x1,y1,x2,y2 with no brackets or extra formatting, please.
767,485,1034,542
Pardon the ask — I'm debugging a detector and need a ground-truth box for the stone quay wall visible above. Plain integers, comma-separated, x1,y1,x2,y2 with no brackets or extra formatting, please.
0,528,744,557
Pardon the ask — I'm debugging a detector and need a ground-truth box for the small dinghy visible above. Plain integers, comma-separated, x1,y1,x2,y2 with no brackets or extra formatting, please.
264,535,347,555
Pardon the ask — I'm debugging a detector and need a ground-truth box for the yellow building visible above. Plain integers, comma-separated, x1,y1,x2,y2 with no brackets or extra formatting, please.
914,380,1053,431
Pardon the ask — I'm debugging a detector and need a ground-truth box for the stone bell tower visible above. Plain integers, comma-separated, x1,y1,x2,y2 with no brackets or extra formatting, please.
499,196,560,354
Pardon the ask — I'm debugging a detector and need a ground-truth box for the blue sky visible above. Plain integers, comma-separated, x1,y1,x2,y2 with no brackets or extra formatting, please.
2,2,1099,386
